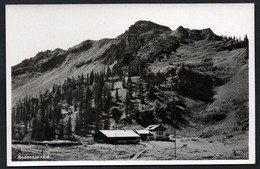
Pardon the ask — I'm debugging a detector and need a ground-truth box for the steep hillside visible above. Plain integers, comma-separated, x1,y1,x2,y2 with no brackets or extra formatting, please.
11,20,249,141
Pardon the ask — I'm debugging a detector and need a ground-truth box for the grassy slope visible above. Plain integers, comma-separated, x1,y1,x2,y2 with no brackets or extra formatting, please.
12,38,116,104
147,39,248,135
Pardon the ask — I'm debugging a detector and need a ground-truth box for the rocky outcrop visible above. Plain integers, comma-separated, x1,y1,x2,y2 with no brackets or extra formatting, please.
175,26,222,41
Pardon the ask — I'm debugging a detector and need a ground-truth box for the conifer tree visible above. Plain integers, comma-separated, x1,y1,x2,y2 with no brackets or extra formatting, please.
94,108,100,134
31,117,37,140
125,89,131,117
58,121,64,140
148,84,155,100
115,88,119,102
24,120,28,136
86,73,90,85
12,107,16,127
129,80,133,97
104,119,110,130
84,96,92,132
75,113,81,135
138,63,142,77
43,119,55,141
138,81,143,98
140,95,145,104
89,71,94,85
244,34,249,56
56,104,62,123
122,75,126,88
66,116,72,139
80,73,84,82
73,98,77,111
106,66,111,81
146,77,150,91
104,89,112,114
111,107,122,124
127,66,132,85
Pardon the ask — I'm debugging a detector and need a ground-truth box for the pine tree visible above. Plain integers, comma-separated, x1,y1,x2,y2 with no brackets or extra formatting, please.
58,121,64,140
31,117,37,140
94,108,100,134
12,107,16,128
99,72,105,90
139,63,143,77
104,89,112,113
138,81,143,97
75,113,81,135
86,73,90,85
244,34,249,56
24,120,28,136
111,107,122,124
66,116,72,139
35,109,44,141
84,97,92,132
125,89,131,117
106,66,111,81
103,119,110,130
129,80,133,97
43,119,55,141
129,101,133,115
89,71,94,85
115,88,119,102
140,95,145,104
122,75,126,88
145,77,150,91
80,73,84,82
83,85,93,132
78,107,83,132
127,66,132,86
148,84,155,100
244,34,249,46
73,98,77,111
56,104,62,123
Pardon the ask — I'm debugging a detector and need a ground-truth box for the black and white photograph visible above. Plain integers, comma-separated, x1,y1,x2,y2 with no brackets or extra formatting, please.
6,3,255,166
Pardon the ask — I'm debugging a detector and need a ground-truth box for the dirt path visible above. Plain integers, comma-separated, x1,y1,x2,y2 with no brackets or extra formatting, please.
130,142,153,160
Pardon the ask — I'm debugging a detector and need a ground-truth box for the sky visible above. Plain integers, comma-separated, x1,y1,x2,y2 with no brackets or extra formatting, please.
6,4,254,66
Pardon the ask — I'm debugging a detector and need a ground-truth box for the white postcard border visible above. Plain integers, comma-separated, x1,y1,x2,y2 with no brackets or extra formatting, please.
6,3,255,166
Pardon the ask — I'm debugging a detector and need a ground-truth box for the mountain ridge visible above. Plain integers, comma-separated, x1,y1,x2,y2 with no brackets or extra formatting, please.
12,20,224,99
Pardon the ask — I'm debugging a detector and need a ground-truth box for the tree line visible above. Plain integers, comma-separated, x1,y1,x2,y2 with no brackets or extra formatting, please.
12,69,114,141
12,60,168,141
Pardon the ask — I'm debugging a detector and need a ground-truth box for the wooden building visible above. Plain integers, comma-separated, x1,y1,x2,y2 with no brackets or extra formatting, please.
94,130,140,144
135,130,153,141
145,124,167,140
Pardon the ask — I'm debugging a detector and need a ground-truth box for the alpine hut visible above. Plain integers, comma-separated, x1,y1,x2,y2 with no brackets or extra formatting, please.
135,130,153,141
145,124,167,140
94,130,140,144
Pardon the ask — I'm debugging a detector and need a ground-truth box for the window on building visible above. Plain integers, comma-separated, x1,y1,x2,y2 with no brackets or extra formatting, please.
157,132,164,136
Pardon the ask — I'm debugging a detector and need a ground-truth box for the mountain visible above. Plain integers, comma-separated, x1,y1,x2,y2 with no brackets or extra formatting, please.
11,20,249,141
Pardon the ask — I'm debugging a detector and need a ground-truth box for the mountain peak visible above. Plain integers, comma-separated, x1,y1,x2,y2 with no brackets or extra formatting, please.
176,26,189,38
127,20,171,35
